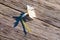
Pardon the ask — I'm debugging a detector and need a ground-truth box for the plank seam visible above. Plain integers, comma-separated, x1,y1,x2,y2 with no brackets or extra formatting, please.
0,3,25,12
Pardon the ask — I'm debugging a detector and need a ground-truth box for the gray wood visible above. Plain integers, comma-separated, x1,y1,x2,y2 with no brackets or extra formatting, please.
0,0,60,40
0,0,60,28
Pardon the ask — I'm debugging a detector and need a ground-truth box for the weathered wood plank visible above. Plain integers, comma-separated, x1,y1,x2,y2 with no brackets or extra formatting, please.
44,0,60,5
0,0,60,40
0,0,27,12
24,0,60,28
0,4,47,40
0,4,60,40
0,0,60,28
0,11,60,40
0,22,41,40
0,35,14,40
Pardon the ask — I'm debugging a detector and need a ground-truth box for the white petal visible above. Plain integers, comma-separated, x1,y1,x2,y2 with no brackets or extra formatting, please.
27,5,36,19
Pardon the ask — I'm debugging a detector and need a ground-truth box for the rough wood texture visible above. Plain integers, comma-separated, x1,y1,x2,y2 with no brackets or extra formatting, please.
0,0,60,40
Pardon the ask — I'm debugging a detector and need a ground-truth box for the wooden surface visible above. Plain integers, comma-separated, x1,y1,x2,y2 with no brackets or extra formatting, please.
0,0,60,40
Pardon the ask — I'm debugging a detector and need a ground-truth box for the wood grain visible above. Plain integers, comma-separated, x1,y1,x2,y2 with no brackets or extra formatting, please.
0,0,60,40
0,0,60,28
